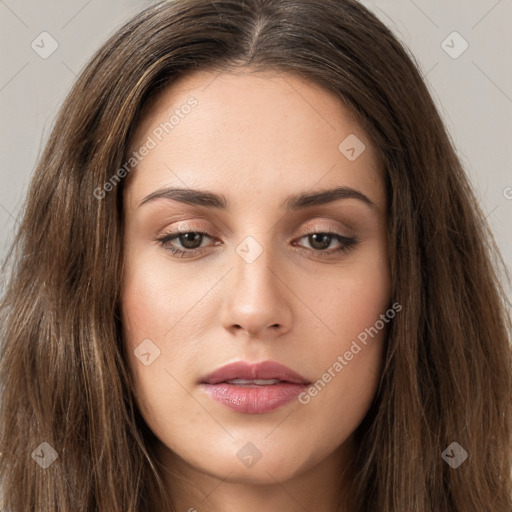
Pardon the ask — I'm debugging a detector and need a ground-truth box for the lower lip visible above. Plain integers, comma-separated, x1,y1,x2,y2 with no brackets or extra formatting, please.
201,382,308,414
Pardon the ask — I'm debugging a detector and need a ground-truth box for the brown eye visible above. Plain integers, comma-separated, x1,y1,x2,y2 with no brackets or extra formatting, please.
295,231,358,256
157,230,215,256
177,232,204,249
308,233,335,251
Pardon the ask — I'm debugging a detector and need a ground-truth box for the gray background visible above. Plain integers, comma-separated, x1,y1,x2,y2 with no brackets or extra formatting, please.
1,0,511,297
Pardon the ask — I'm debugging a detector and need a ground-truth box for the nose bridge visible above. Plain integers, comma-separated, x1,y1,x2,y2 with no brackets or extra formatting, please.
220,233,292,337
234,235,274,297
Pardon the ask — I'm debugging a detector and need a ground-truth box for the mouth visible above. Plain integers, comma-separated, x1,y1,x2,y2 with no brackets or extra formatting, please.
199,360,311,414
220,378,285,386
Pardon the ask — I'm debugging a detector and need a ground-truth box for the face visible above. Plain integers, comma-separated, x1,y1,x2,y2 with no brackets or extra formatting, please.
121,69,391,487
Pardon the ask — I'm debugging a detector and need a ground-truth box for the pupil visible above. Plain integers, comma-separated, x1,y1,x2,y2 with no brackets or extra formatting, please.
181,232,202,249
310,233,331,250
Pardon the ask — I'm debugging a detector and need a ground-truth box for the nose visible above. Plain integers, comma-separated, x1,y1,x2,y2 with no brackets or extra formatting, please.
219,239,293,339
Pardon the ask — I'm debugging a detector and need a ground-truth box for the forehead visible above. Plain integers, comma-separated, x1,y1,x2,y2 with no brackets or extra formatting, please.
125,69,385,211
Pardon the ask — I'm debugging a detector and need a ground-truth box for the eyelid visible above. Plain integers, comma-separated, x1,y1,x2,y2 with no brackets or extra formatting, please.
156,222,359,260
157,219,351,242
294,219,354,239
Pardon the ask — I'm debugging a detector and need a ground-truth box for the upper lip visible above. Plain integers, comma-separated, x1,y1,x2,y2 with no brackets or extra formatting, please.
200,360,310,385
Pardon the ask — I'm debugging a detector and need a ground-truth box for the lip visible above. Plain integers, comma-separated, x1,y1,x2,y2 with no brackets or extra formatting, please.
200,360,310,414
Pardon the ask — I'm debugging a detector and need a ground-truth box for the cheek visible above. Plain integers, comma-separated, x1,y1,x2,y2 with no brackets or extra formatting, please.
121,248,210,348
120,248,226,437
299,236,391,348
295,242,391,432
122,255,179,330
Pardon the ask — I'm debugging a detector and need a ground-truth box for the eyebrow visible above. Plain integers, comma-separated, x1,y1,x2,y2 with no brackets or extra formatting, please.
138,185,375,210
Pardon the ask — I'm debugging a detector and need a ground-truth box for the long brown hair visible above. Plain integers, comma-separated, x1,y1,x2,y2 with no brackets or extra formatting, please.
1,0,510,510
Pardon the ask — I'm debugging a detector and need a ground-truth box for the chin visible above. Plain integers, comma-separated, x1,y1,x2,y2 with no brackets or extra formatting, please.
203,453,312,485
178,433,324,484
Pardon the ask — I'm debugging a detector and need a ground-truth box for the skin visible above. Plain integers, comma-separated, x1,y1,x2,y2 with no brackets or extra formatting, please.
121,68,391,512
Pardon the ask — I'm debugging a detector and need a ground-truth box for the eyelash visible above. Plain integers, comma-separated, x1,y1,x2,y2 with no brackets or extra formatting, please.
156,227,359,259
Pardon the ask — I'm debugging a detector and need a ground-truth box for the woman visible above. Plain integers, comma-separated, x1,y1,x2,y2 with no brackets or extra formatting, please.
0,0,510,510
